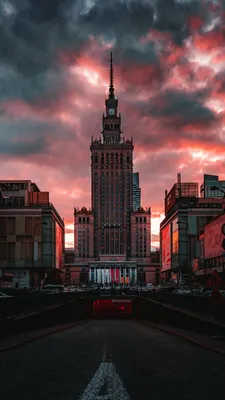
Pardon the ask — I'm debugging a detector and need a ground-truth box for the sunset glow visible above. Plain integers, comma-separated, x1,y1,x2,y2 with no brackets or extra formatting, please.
1,1,225,250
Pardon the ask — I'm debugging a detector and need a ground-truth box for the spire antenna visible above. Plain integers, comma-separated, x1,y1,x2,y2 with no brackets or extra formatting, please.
109,51,114,97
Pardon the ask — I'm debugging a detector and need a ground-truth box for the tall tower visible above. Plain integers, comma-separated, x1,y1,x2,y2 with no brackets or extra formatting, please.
90,53,134,259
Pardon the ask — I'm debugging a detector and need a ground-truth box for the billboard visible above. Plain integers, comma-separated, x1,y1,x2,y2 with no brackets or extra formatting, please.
161,224,171,272
204,214,225,259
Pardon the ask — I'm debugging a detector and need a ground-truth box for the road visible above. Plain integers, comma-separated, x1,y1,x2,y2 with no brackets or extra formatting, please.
0,320,225,400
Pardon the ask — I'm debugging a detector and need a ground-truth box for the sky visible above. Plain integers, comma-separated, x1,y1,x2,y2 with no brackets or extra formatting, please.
1,0,225,250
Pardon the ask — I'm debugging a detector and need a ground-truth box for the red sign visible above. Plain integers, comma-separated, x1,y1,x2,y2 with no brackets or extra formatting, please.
161,224,171,272
204,214,225,259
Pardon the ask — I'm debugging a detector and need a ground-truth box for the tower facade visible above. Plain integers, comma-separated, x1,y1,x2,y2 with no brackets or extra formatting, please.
90,53,134,259
73,53,153,285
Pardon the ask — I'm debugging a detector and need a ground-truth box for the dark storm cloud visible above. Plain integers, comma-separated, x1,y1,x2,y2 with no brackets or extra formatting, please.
0,0,212,104
153,0,210,45
0,118,73,156
79,0,155,41
213,71,225,94
139,89,216,126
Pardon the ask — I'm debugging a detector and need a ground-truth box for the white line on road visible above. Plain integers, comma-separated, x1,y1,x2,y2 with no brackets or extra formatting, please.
79,345,130,400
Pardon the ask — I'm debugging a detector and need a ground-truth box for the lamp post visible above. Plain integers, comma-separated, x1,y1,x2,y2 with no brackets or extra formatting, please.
177,220,192,287
31,221,47,289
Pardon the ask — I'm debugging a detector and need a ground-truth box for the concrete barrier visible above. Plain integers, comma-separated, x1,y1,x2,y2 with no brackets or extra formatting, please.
136,297,225,336
0,298,93,340
0,291,87,319
141,292,225,322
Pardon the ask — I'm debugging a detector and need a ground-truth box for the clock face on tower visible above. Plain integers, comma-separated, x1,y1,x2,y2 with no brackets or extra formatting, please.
108,108,115,115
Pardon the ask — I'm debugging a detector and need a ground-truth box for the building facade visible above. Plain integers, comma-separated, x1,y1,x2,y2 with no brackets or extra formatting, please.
160,174,224,285
0,180,64,289
132,172,141,211
200,174,225,198
72,53,152,284
74,207,94,260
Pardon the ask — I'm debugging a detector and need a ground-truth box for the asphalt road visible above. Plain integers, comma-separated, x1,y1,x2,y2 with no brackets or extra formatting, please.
0,320,225,400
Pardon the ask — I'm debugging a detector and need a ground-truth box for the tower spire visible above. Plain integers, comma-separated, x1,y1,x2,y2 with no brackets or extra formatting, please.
109,52,114,97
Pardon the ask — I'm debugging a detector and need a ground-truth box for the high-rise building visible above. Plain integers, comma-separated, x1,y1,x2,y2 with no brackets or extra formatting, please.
73,53,152,285
90,53,133,259
132,172,141,210
200,174,225,198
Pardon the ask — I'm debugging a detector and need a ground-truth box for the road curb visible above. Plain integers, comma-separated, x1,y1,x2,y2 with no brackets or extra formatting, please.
140,321,225,357
0,320,90,354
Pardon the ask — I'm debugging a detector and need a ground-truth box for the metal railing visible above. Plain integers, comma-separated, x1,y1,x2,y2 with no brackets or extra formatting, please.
0,291,86,319
141,292,225,322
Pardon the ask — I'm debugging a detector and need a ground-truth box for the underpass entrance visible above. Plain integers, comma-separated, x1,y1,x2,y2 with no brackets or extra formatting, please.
93,299,133,318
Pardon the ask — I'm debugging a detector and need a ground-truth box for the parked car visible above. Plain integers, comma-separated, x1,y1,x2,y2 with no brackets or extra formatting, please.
0,292,12,299
43,284,66,293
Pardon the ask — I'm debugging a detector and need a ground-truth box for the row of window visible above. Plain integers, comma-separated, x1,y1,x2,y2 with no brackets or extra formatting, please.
0,217,42,235
103,123,119,130
93,153,131,164
78,217,90,224
0,183,28,191
0,241,42,261
135,217,147,224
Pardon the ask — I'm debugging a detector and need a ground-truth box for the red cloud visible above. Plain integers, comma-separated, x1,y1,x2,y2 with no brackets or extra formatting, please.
193,28,225,51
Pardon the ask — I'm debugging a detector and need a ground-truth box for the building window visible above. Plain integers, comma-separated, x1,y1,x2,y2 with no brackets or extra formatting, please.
0,242,6,260
7,217,15,235
0,217,6,234
7,242,15,260
79,217,81,223
25,217,33,235
25,242,33,261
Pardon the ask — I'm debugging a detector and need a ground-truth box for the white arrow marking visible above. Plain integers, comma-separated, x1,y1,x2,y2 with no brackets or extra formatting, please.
79,347,130,400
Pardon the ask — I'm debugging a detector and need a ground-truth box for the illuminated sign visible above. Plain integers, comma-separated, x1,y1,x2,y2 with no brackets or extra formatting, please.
204,214,225,259
161,224,171,272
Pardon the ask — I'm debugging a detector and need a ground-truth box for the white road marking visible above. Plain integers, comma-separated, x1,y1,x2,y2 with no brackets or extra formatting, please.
79,347,130,400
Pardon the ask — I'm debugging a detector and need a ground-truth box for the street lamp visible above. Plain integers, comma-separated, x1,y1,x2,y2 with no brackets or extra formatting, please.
177,220,192,286
31,221,47,289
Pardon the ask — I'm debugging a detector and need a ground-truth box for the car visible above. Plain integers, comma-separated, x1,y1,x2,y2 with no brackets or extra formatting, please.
0,292,12,299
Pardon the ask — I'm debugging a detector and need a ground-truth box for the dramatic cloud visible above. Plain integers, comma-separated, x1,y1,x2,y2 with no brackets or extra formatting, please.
1,0,225,248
